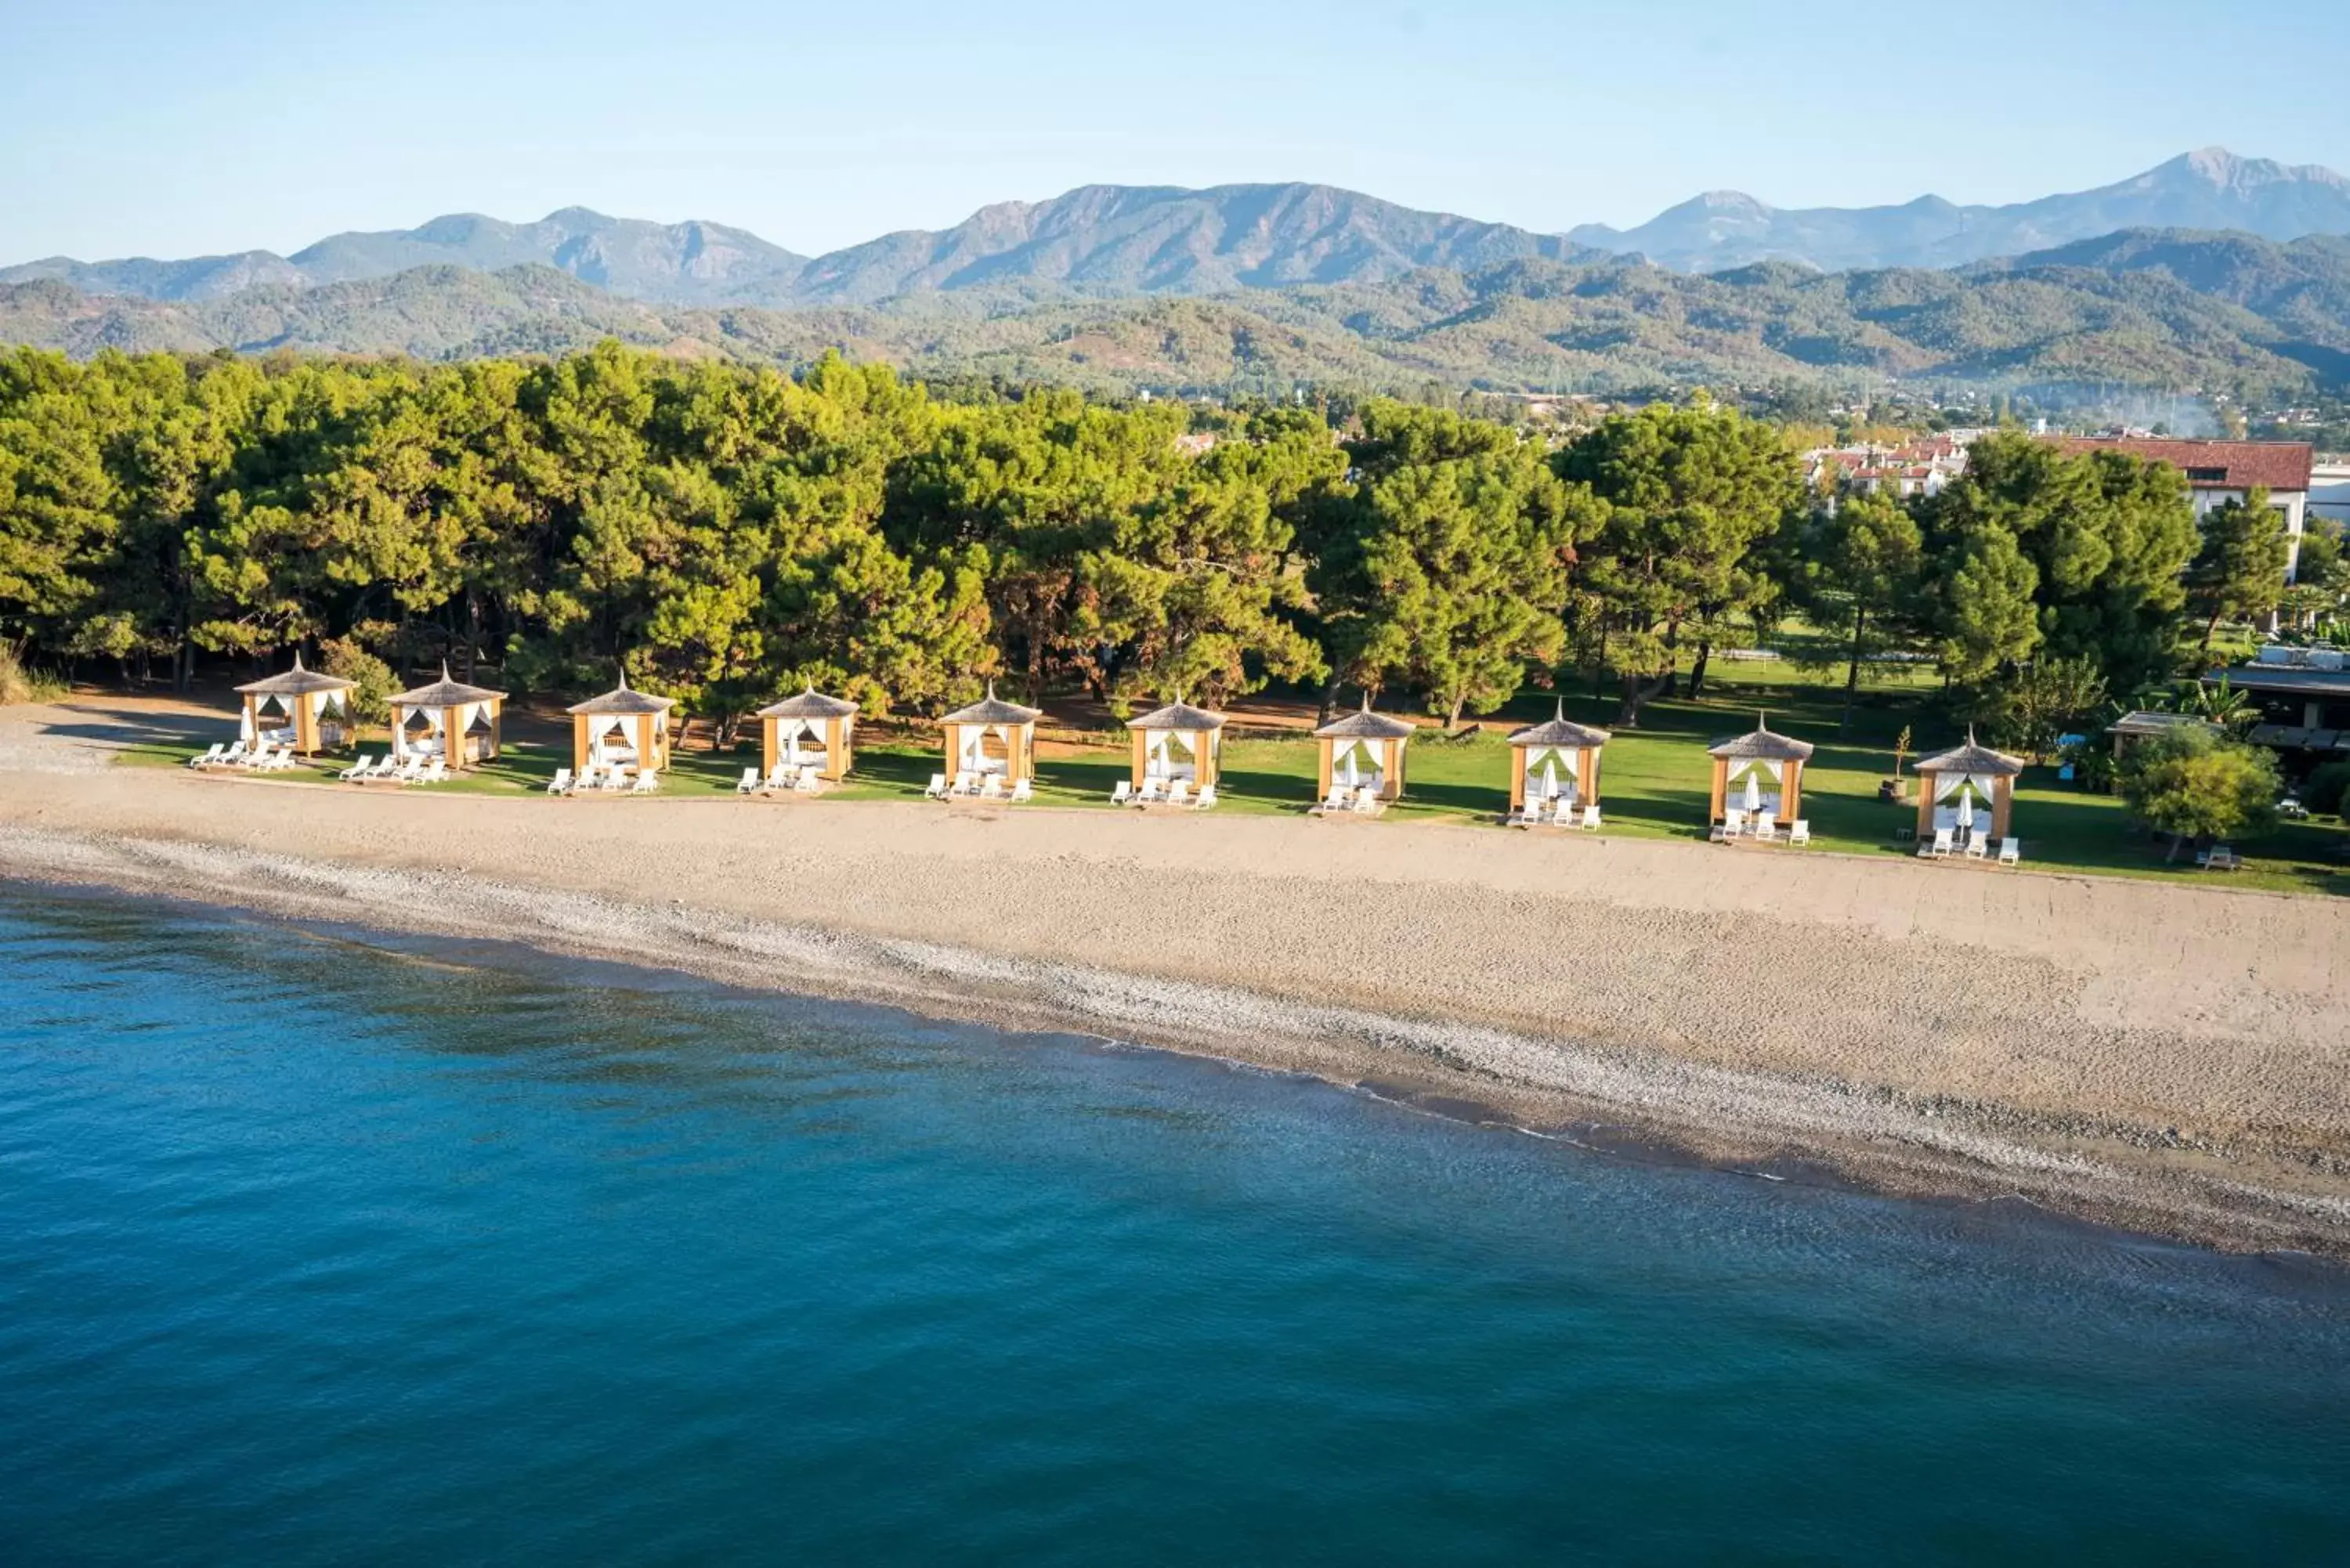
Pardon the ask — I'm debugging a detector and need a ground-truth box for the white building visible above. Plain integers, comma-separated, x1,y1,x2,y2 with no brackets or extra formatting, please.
2052,438,2315,580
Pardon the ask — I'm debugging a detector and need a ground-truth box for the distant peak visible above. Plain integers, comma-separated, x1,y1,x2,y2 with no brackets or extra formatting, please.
1688,190,1773,215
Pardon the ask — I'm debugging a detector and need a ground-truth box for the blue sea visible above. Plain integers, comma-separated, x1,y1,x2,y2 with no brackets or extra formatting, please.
2,886,2347,1564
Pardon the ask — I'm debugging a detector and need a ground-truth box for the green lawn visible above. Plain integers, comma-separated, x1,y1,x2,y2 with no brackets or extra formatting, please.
124,675,2350,897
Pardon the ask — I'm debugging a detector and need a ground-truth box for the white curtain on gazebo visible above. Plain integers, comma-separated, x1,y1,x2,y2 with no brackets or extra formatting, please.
1333,738,1382,789
587,712,636,766
1145,731,1199,780
1933,771,1996,804
959,724,1012,775
1523,745,1582,803
392,706,443,760
779,717,826,765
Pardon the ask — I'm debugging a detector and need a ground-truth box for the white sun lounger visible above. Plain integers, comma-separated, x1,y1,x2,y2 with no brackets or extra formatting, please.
1137,777,1164,805
734,767,759,795
549,768,576,796
418,757,449,785
338,753,379,781
795,764,821,793
1998,836,2019,865
980,774,1006,800
1009,776,1032,803
631,768,659,793
601,765,633,792
1581,804,1601,831
1924,827,1954,858
1110,779,1132,805
1165,779,1190,808
188,742,226,768
924,772,948,800
1788,818,1810,846
1351,786,1380,815
1317,787,1348,814
953,771,977,797
1193,783,1217,810
1963,834,1987,860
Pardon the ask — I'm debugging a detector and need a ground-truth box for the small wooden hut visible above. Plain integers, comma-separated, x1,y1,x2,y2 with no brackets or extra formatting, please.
757,686,859,784
1506,699,1610,815
569,677,674,777
1912,730,2025,845
1708,717,1813,826
1314,696,1415,803
389,665,506,768
941,683,1041,786
233,656,354,755
1126,699,1226,790
2108,710,2210,760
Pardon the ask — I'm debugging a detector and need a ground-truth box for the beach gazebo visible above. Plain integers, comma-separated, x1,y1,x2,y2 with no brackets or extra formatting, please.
1126,699,1226,790
1912,730,2024,846
389,665,506,768
569,677,674,777
941,683,1040,786
1314,696,1415,804
233,656,354,755
1708,717,1813,827
1507,699,1610,816
757,686,859,784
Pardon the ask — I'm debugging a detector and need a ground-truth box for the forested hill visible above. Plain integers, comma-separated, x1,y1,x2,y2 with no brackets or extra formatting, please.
5,229,2348,399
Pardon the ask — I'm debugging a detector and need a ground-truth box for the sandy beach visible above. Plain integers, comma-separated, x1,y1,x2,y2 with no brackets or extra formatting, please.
5,697,2349,1255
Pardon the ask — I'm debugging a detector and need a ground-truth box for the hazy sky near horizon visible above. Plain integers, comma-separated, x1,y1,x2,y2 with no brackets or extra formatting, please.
7,0,2347,262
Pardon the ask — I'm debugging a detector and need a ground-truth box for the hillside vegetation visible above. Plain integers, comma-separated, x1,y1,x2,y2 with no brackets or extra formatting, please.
5,230,2348,399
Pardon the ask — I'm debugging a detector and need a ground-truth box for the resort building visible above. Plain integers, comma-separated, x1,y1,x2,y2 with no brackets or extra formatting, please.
2050,436,2316,580
233,656,354,756
569,678,674,779
941,684,1041,789
756,687,859,785
2220,653,2350,761
1912,732,2024,847
389,665,506,768
1126,699,1225,792
2107,710,2213,760
1707,719,1812,829
1506,700,1609,818
1314,697,1415,804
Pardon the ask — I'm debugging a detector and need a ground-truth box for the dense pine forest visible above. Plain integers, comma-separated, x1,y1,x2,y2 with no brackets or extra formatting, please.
1,341,2334,746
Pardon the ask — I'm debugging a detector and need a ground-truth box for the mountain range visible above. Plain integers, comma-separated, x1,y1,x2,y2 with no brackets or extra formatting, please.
8,228,2348,402
10,149,2349,311
6,150,2350,399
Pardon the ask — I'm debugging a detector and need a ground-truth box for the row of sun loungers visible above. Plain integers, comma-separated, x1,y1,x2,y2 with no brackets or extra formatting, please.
734,763,826,796
545,763,657,797
186,740,302,773
923,771,1035,804
1712,809,1810,846
1108,778,1217,810
332,752,450,785
1509,797,1600,831
1918,828,2021,864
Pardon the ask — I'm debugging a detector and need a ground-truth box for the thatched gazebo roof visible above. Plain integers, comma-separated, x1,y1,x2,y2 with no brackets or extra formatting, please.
1314,695,1416,741
1506,699,1610,750
942,682,1042,726
234,654,352,697
757,685,859,721
389,663,505,706
1126,699,1227,732
1708,715,1814,762
567,676,674,716
1913,730,2024,777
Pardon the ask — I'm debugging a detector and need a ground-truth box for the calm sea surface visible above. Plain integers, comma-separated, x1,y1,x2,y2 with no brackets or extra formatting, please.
2,887,2347,1564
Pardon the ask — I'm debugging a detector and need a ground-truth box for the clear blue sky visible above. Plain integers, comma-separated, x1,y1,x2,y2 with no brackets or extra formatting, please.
7,0,2346,262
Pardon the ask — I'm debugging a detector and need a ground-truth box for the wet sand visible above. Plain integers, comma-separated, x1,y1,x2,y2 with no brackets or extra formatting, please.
5,699,2348,1254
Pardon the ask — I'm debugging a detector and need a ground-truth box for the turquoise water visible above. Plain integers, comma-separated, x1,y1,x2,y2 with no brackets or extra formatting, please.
2,890,2347,1564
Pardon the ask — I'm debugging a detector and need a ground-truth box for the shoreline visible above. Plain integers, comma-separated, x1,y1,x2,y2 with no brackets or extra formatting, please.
5,793,2350,1257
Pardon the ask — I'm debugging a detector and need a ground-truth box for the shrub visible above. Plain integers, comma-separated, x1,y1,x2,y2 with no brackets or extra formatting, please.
318,638,396,728
2118,724,2280,858
0,643,68,706
2302,760,2350,818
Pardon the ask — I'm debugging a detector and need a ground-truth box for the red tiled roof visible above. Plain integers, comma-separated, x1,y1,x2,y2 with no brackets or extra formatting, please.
2049,437,2312,492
